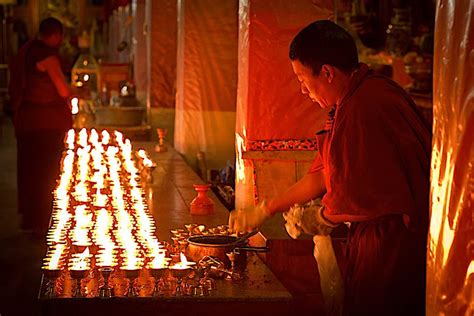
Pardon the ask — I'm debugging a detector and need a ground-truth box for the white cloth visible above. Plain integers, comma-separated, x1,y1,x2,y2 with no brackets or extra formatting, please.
283,201,344,316
313,235,344,316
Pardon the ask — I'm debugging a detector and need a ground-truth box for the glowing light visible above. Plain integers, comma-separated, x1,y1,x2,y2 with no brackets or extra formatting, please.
114,131,123,146
69,247,91,271
236,130,247,182
149,251,170,269
45,128,163,277
78,128,88,148
121,85,128,96
89,129,99,144
71,97,79,115
171,253,195,270
43,244,67,270
101,130,110,145
66,129,75,149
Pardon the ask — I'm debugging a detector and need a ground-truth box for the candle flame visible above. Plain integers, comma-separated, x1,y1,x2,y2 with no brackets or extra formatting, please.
101,130,110,145
171,253,194,270
71,97,79,115
150,251,169,269
44,244,66,270
46,128,162,275
70,247,91,270
66,129,75,149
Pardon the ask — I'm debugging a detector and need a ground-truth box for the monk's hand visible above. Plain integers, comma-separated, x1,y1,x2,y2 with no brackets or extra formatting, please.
228,200,271,233
300,204,338,236
283,201,338,238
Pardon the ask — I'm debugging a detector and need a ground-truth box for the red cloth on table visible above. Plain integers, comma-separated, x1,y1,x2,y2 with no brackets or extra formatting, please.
308,63,431,232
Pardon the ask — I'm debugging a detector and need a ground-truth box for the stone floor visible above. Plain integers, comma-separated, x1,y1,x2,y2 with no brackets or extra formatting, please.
0,116,232,315
0,116,46,315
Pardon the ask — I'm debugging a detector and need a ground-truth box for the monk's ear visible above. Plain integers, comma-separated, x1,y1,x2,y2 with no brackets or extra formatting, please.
321,64,335,83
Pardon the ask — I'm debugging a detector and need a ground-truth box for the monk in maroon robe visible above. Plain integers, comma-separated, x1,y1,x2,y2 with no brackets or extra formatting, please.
9,17,72,236
229,20,431,315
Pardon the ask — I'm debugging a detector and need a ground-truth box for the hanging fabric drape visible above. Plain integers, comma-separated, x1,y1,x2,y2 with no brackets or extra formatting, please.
174,0,238,171
149,0,177,109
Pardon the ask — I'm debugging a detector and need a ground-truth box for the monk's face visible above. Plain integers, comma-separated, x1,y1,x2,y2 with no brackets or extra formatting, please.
48,32,64,48
291,60,334,109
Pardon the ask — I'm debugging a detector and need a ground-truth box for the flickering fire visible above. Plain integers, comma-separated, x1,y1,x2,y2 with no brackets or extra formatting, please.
78,128,88,148
96,244,117,267
149,251,170,269
171,253,195,270
137,149,154,168
71,97,79,115
114,131,124,146
94,188,108,207
43,244,67,270
43,128,164,282
69,247,91,271
101,130,110,145
49,210,71,244
66,129,75,150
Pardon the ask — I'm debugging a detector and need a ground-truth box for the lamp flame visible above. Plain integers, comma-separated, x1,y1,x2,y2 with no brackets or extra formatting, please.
71,97,79,115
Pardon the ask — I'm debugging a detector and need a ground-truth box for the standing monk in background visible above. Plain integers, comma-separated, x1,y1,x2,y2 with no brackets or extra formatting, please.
229,20,431,315
9,17,73,236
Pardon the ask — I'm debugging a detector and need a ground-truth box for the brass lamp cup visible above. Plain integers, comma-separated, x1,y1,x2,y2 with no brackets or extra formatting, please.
122,268,140,280
121,268,141,297
150,267,168,279
171,236,180,245
155,128,168,152
42,267,62,279
170,266,194,296
170,267,192,280
99,266,114,277
99,267,114,299
70,268,89,298
171,228,186,236
184,223,197,230
150,267,169,296
177,241,188,255
41,267,62,298
217,225,229,231
208,228,219,235
70,268,89,280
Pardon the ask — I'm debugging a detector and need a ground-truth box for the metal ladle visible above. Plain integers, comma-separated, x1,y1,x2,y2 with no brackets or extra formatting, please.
230,229,259,246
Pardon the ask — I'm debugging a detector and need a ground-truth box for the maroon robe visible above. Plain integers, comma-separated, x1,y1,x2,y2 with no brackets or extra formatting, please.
308,63,431,315
309,63,431,232
9,39,72,235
